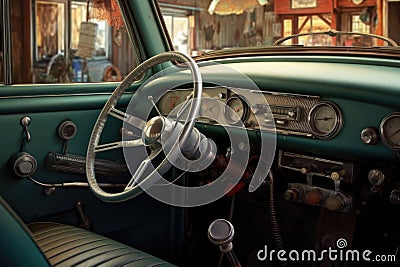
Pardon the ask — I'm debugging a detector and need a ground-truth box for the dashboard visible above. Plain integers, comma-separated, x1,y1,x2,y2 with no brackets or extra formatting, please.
157,86,400,158
156,79,400,212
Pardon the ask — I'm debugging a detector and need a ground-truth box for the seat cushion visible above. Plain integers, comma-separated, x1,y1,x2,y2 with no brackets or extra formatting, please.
28,222,175,267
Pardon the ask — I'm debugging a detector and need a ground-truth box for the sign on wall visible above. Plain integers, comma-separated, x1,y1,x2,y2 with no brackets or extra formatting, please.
291,0,317,9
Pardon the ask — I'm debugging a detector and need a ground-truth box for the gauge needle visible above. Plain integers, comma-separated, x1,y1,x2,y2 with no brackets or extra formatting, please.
208,103,218,111
388,128,400,137
169,97,179,109
316,117,333,121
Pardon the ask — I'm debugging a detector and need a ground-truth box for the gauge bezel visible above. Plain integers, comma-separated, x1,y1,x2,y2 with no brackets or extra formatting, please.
224,95,249,125
308,101,343,139
380,112,400,150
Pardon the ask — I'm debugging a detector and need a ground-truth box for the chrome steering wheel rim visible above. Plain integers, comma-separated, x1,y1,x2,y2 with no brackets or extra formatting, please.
86,51,202,202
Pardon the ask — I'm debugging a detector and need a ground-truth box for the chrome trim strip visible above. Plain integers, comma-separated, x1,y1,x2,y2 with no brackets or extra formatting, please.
0,91,133,100
250,90,320,99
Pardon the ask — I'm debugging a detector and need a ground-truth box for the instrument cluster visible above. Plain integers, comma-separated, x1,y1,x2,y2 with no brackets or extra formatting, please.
158,86,400,151
157,86,345,139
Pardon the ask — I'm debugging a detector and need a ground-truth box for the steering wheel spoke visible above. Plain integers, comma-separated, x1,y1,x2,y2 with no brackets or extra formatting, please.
125,158,152,190
94,139,144,153
109,107,146,132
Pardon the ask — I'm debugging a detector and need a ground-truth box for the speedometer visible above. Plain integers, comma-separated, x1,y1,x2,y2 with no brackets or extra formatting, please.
308,102,343,139
380,113,400,150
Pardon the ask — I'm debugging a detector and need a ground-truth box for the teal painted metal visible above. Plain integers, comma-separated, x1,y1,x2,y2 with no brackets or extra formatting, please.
151,55,400,161
0,93,133,114
126,0,171,58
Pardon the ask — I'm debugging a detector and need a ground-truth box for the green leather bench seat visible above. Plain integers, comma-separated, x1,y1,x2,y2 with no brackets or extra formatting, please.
28,222,175,267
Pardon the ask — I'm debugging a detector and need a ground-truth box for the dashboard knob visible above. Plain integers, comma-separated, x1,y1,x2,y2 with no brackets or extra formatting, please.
9,152,37,178
330,172,341,181
325,195,344,211
305,189,323,205
300,167,308,174
284,185,305,202
368,169,386,186
57,120,77,140
208,219,234,247
361,127,379,145
390,189,400,204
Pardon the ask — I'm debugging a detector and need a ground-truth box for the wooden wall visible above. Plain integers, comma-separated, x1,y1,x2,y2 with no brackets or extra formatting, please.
194,3,277,51
11,0,32,83
111,27,138,77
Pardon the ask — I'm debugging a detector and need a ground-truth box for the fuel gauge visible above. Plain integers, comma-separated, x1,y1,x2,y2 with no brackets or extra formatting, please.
380,112,400,150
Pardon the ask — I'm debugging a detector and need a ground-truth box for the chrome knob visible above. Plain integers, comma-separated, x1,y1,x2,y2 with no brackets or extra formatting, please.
208,219,234,248
208,219,241,267
390,189,400,204
20,116,32,142
368,169,386,186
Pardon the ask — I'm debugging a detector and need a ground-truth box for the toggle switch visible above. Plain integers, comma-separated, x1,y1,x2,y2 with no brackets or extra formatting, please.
20,116,32,142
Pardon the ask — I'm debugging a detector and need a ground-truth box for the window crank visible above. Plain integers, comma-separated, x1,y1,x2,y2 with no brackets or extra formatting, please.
20,116,32,142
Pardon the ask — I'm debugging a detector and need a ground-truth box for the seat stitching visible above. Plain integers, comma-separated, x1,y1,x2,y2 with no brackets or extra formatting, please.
34,228,84,242
74,248,139,267
37,231,92,247
52,243,114,266
30,224,73,235
97,253,151,267
120,256,153,267
55,245,128,266
45,237,109,255
31,225,74,238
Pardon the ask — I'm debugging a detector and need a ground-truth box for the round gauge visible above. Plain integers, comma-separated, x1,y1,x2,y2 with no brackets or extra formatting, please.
224,96,249,125
200,97,220,120
380,112,400,150
308,102,343,139
158,90,190,115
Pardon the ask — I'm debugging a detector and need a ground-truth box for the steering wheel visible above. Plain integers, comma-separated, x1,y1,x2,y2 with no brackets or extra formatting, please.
86,51,202,202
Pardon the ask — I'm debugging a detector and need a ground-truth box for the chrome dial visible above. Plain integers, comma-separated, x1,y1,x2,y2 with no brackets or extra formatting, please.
309,102,342,138
224,96,248,125
380,112,400,150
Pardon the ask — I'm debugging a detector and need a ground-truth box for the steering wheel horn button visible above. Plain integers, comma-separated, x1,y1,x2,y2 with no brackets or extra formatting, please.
143,116,166,145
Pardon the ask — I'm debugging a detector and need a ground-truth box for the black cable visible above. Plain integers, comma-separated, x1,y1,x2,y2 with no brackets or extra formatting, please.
267,171,286,266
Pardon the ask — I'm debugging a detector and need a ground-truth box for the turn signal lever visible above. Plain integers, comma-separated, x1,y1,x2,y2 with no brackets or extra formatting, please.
208,219,241,267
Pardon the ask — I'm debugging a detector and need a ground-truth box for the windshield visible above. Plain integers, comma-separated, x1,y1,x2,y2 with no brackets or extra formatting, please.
157,0,400,56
